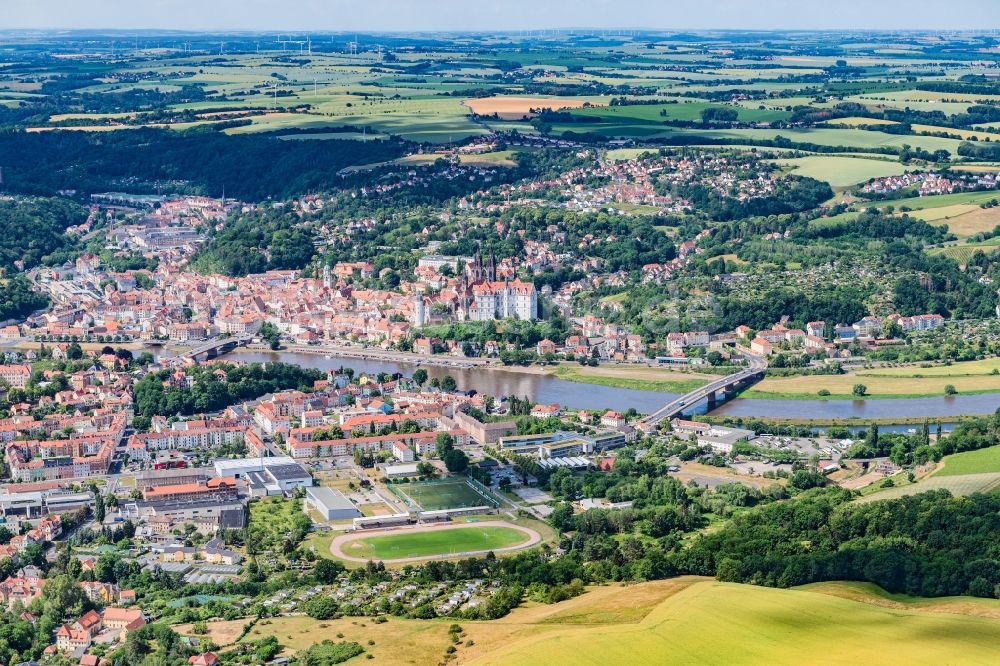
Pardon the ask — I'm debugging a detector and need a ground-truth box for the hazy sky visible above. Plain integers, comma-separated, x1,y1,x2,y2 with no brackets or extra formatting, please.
6,0,1000,32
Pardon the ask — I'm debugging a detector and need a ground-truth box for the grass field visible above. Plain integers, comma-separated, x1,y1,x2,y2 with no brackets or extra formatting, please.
473,579,1000,665
861,357,1000,378
797,581,1000,619
769,155,905,187
929,239,1000,265
552,363,713,394
571,126,972,154
856,472,1000,503
934,445,1000,477
747,371,1000,399
820,116,898,127
340,525,528,560
230,578,1000,664
887,190,1000,212
393,480,493,511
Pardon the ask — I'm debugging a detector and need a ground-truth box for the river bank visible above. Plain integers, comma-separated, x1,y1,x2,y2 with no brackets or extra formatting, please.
699,414,958,428
746,371,1000,400
219,349,1000,421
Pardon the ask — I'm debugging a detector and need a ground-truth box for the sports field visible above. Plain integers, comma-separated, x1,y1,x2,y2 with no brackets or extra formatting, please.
336,523,534,561
393,479,493,511
935,445,1000,477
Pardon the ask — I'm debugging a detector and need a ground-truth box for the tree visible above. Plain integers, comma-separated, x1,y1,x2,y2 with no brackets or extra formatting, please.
549,502,574,532
944,384,958,395
314,559,343,584
443,449,469,474
412,369,428,386
881,318,902,339
305,595,339,619
441,375,457,392
852,384,867,397
94,493,105,523
259,321,281,350
865,423,879,450
435,433,455,459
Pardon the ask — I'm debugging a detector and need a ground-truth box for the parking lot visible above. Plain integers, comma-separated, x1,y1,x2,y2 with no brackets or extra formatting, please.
752,434,851,461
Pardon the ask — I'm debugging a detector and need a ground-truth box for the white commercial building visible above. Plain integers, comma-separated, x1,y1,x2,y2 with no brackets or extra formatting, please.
304,487,362,521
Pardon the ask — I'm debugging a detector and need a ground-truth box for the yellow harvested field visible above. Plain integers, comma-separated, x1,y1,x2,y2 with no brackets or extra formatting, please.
49,112,135,122
463,96,605,119
901,205,1000,238
751,372,1000,398
941,207,1000,238
26,124,136,132
472,579,1000,666
223,578,1000,665
912,124,1000,141
951,163,1000,173
861,357,1000,378
672,462,783,490
240,579,694,664
173,618,251,647
905,204,983,222
821,116,897,127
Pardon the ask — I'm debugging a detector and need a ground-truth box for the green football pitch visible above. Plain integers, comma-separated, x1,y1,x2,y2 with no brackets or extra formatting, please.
394,480,492,511
344,525,528,559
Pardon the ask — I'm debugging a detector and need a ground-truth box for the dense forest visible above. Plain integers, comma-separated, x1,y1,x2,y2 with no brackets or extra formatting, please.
189,209,317,276
0,128,407,201
133,362,323,418
0,197,86,270
0,276,48,323
716,287,869,331
677,488,1000,598
673,175,833,221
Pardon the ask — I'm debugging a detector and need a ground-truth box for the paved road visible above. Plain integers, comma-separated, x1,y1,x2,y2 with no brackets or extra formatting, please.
641,350,768,427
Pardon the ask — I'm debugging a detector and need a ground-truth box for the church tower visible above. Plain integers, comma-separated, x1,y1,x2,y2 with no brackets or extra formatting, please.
412,295,426,326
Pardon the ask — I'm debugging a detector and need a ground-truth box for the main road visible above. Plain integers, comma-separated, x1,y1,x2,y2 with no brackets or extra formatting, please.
639,349,769,428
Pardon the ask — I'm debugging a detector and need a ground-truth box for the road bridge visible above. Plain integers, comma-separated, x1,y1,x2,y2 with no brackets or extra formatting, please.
183,335,252,361
639,349,768,428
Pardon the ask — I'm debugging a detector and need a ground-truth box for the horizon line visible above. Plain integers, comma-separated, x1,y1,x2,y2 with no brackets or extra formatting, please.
4,27,1000,35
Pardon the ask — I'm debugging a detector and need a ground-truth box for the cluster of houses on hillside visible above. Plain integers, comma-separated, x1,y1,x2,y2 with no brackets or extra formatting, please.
860,170,999,197
745,313,945,357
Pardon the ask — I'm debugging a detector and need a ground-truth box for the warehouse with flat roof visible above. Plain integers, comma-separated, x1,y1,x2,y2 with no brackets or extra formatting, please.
304,487,362,521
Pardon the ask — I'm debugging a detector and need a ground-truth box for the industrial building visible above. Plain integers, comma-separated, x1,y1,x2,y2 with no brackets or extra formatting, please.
213,457,312,495
304,487,362,521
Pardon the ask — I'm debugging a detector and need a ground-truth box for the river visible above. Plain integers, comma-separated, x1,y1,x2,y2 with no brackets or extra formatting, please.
219,350,1000,422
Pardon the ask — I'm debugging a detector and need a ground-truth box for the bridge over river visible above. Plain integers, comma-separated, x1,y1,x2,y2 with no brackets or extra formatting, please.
638,348,768,429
